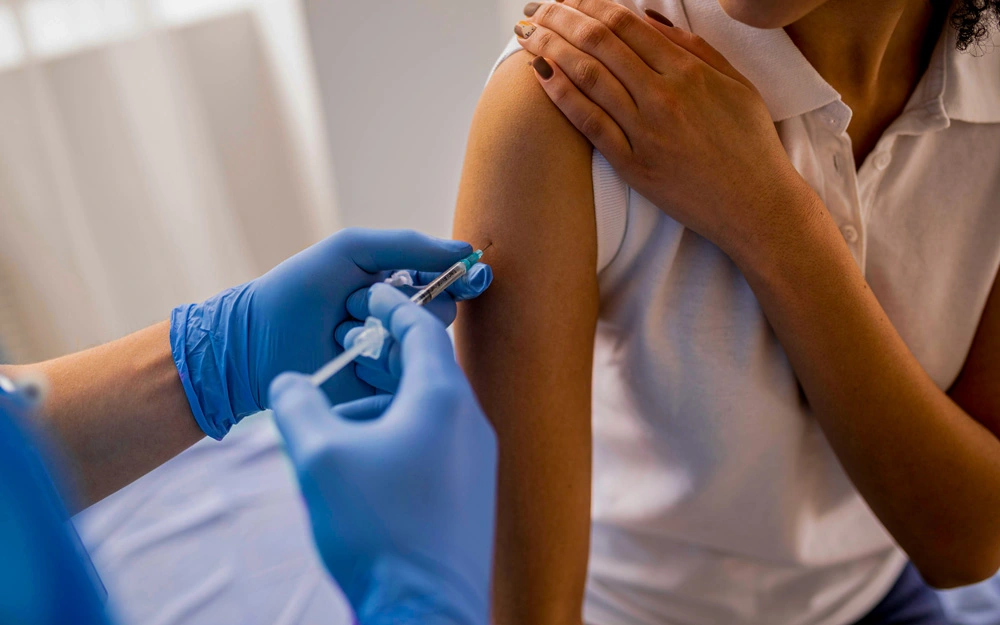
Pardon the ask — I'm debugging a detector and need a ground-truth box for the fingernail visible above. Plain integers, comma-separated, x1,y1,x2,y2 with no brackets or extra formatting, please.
515,21,537,38
644,9,673,27
532,56,554,79
524,2,541,16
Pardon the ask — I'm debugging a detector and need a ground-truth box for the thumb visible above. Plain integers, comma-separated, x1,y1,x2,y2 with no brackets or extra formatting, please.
343,229,474,273
270,373,338,463
366,284,458,384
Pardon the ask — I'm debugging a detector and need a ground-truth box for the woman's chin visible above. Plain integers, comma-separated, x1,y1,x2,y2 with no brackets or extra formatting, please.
717,0,826,29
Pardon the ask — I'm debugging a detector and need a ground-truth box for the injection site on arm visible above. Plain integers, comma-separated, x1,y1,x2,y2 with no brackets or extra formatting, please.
452,50,599,625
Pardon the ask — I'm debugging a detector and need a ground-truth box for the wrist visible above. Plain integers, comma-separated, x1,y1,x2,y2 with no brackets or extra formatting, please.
722,175,833,280
170,283,258,440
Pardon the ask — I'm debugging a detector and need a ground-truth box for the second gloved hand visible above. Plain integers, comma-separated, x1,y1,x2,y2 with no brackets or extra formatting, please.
170,228,492,440
270,284,497,625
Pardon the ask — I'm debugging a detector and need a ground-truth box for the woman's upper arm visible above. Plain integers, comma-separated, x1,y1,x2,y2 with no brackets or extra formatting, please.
452,50,599,624
950,270,1000,436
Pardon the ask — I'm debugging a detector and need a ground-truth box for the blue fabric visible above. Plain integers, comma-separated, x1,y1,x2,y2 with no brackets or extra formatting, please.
853,563,948,625
170,229,492,440
0,384,112,625
270,283,497,625
939,576,1000,625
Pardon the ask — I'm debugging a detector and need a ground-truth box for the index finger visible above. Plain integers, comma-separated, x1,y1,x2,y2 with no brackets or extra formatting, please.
343,229,475,273
557,0,755,89
550,0,686,75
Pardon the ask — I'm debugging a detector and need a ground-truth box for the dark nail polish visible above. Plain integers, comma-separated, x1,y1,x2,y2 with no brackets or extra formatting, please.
515,21,537,38
524,2,541,16
645,9,673,27
532,56,554,79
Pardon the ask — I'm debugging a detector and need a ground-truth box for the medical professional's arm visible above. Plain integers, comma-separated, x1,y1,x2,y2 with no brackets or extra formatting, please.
1,230,490,510
1,324,201,508
452,52,599,625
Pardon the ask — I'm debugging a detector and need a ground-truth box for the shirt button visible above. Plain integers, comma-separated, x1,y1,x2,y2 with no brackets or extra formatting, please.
841,224,860,243
874,152,891,170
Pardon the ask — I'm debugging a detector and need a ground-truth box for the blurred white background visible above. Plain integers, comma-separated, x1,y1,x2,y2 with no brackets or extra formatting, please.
0,0,526,365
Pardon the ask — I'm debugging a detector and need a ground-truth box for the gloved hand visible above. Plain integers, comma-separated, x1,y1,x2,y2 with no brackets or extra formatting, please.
170,228,492,440
270,284,497,625
332,265,492,394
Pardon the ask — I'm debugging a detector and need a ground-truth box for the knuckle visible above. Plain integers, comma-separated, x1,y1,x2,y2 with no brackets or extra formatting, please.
604,6,635,36
682,31,714,57
548,79,570,102
686,32,708,47
676,56,705,81
573,59,602,91
578,110,605,139
576,22,609,49
534,2,555,20
534,29,554,50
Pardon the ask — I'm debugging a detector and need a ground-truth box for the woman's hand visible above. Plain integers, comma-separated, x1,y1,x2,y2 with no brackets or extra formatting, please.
516,0,821,260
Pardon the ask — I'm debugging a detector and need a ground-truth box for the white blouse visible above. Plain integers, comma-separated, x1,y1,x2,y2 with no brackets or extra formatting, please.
492,0,1000,623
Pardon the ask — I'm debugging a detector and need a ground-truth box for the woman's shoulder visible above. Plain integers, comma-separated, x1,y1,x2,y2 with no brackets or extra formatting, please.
480,49,592,165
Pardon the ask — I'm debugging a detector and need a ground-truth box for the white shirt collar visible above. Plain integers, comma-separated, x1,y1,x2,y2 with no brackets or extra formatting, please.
663,0,1000,125
940,25,1000,123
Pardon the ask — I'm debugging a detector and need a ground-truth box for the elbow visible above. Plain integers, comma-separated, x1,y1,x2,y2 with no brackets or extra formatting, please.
915,543,1000,589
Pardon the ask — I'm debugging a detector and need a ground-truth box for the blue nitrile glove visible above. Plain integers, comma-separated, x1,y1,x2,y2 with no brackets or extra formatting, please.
170,228,491,440
333,265,493,394
270,283,497,625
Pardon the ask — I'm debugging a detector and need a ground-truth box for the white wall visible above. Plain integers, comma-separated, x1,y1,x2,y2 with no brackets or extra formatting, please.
304,0,529,238
0,1,338,361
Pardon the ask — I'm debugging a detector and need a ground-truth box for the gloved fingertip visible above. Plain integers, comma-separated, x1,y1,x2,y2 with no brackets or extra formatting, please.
444,239,474,254
468,263,493,293
335,321,361,347
269,372,312,401
345,287,372,320
269,373,329,420
342,327,364,349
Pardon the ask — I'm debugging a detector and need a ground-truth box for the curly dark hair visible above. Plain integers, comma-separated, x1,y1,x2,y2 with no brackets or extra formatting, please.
951,0,1000,51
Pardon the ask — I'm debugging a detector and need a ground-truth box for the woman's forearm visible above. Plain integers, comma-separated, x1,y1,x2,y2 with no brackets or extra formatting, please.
2,321,203,510
734,188,1000,587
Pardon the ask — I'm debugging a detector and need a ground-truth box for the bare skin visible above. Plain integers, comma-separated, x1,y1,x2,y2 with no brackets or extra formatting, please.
457,0,1000,622
1,322,202,510
782,0,949,163
452,52,598,625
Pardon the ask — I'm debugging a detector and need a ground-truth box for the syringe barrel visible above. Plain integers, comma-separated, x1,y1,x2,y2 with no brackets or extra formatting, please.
410,261,467,307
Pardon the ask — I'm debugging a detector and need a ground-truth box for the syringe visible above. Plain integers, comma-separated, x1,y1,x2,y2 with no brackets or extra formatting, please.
309,248,485,387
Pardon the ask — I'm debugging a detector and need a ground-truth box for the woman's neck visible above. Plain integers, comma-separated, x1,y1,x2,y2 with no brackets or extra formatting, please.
784,0,948,163
785,0,938,101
